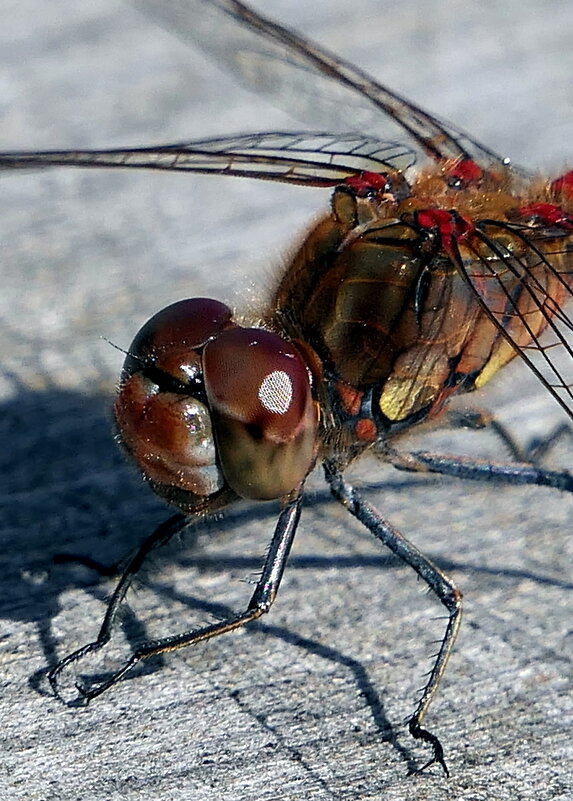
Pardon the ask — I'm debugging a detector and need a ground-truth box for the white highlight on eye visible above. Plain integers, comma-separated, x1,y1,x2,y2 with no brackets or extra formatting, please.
259,370,293,414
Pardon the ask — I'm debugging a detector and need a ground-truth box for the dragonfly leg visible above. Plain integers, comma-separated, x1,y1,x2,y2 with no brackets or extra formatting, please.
386,447,573,493
442,409,572,464
519,422,572,463
48,512,190,702
324,459,461,777
49,494,302,704
442,408,525,460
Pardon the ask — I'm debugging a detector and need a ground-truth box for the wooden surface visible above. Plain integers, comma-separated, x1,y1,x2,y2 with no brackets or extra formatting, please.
1,1,572,799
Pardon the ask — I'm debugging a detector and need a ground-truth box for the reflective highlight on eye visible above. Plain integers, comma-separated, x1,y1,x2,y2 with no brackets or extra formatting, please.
258,369,293,414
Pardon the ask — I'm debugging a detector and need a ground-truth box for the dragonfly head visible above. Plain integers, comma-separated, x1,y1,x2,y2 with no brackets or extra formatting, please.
115,298,319,508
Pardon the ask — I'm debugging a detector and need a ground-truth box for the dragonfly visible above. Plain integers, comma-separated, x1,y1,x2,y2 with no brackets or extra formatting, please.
3,0,573,777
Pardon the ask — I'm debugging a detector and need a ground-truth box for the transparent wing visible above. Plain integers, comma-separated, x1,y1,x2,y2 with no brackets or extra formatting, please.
0,132,415,184
132,0,511,174
454,223,573,420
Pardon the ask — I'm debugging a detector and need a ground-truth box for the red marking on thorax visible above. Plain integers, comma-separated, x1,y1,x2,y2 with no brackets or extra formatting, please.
551,170,573,199
517,202,573,230
354,418,378,443
443,157,484,188
344,171,389,197
335,382,363,416
416,208,474,252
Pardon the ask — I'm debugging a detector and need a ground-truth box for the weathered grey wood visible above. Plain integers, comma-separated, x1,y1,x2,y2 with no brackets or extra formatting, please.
0,1,571,799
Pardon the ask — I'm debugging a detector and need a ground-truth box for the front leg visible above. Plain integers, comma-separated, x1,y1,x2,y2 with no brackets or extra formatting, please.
49,494,302,704
48,512,190,703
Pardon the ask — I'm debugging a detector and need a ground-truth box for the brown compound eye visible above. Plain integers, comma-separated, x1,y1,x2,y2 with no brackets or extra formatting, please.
203,327,320,500
115,298,234,501
121,297,234,383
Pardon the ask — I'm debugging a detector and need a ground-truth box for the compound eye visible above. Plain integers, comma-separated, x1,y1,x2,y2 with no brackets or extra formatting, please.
123,297,233,383
115,375,223,497
203,327,319,500
115,298,234,502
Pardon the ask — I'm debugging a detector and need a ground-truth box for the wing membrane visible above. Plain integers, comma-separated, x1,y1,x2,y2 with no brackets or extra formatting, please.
0,132,415,185
132,0,510,173
455,224,573,420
